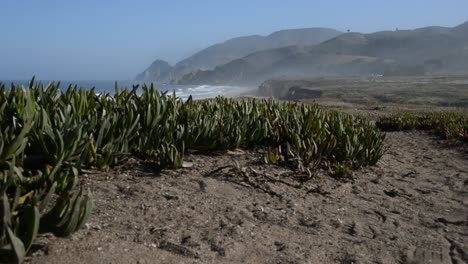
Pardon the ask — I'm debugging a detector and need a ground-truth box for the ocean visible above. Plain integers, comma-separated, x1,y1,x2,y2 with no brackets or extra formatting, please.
0,80,254,100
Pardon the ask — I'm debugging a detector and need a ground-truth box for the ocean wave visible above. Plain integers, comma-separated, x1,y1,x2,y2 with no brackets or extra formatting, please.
174,85,251,100
1,80,252,100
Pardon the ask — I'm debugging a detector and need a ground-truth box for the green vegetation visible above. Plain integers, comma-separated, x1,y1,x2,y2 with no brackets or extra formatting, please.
376,111,468,141
265,78,468,107
0,80,93,263
0,78,385,262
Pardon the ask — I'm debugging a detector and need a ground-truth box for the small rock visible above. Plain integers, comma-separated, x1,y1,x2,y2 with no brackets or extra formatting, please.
351,186,363,194
162,193,178,200
274,241,286,251
384,189,399,198
182,161,193,168
198,180,207,192
330,218,343,228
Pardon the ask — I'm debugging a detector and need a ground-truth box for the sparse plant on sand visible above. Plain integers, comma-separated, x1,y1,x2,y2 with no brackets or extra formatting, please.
376,111,467,141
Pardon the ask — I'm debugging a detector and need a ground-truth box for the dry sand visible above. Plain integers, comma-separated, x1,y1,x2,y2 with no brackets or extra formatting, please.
28,132,467,264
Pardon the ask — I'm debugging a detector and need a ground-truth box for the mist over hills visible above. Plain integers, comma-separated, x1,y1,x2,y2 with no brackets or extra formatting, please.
136,28,342,82
179,21,468,85
138,21,468,86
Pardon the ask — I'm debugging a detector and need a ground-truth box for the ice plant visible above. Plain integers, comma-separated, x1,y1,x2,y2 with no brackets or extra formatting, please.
0,78,386,262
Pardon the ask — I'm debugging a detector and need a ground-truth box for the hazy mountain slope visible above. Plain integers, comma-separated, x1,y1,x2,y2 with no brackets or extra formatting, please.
136,28,342,82
135,60,172,81
176,28,342,70
318,27,458,63
179,48,382,85
178,21,468,85
452,20,468,36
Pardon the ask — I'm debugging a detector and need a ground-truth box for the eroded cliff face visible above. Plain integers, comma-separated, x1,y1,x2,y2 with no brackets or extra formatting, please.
257,80,322,100
258,80,289,98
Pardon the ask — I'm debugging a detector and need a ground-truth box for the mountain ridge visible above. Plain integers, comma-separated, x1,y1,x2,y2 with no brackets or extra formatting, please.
178,21,468,85
136,27,342,82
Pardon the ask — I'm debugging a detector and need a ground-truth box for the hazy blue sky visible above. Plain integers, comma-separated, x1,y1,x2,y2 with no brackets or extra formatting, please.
1,0,467,80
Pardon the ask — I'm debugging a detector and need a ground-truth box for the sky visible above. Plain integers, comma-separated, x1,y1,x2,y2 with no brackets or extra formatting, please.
1,0,467,80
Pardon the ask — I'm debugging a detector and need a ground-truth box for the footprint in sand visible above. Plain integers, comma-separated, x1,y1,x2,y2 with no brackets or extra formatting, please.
405,239,451,264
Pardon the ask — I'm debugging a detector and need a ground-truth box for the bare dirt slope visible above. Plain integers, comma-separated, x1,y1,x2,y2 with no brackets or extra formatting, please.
28,132,467,264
